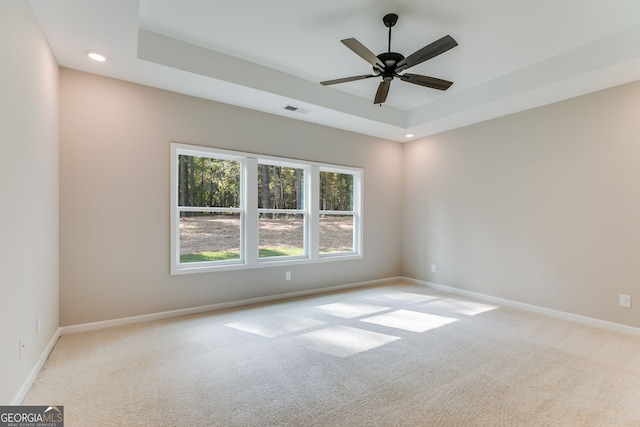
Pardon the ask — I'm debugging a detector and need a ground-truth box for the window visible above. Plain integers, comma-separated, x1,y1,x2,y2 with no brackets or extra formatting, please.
175,153,243,265
171,144,362,274
258,162,306,259
319,169,358,255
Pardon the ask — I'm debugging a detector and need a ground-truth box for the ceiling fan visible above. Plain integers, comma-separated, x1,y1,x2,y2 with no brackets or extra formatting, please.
320,13,458,105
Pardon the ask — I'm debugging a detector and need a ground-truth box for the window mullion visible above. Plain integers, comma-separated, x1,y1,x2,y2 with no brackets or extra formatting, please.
170,146,180,273
309,165,320,260
245,157,259,265
354,171,363,255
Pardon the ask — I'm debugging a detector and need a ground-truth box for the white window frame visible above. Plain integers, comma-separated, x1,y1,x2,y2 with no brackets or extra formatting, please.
170,143,362,275
257,159,309,262
319,166,362,258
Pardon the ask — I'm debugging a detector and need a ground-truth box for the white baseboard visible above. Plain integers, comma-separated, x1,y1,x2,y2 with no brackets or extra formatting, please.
60,277,400,335
12,328,61,405
403,276,640,337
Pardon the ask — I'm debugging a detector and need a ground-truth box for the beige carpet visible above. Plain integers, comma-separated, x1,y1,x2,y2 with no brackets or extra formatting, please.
24,282,640,426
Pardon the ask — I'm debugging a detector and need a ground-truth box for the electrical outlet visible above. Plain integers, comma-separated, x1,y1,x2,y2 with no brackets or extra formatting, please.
431,264,436,273
620,294,631,308
285,271,291,281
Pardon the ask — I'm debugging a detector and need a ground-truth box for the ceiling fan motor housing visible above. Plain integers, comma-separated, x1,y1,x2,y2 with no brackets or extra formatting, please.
376,52,404,81
376,52,404,73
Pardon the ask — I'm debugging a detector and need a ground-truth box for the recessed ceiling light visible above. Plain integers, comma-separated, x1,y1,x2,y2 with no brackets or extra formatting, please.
85,50,106,62
405,134,414,138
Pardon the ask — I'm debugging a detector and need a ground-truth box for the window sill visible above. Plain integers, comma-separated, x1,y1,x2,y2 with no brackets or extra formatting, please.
171,253,363,276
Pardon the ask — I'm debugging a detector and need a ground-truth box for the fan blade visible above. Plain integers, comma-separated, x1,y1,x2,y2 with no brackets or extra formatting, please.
395,35,458,72
341,38,385,72
320,74,377,86
374,80,391,104
400,73,453,91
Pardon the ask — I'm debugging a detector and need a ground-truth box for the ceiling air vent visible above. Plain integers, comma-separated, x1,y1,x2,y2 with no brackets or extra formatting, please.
283,105,311,114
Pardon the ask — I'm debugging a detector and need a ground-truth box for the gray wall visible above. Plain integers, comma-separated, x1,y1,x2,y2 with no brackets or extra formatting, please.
59,68,403,326
0,2,59,404
402,81,640,327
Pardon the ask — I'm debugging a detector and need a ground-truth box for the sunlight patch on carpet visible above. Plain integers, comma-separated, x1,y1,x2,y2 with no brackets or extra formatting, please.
360,310,458,333
224,315,326,337
312,302,390,318
422,298,499,316
293,325,400,357
364,291,438,304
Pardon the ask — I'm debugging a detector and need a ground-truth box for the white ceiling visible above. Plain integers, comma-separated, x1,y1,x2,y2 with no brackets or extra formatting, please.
29,0,640,142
